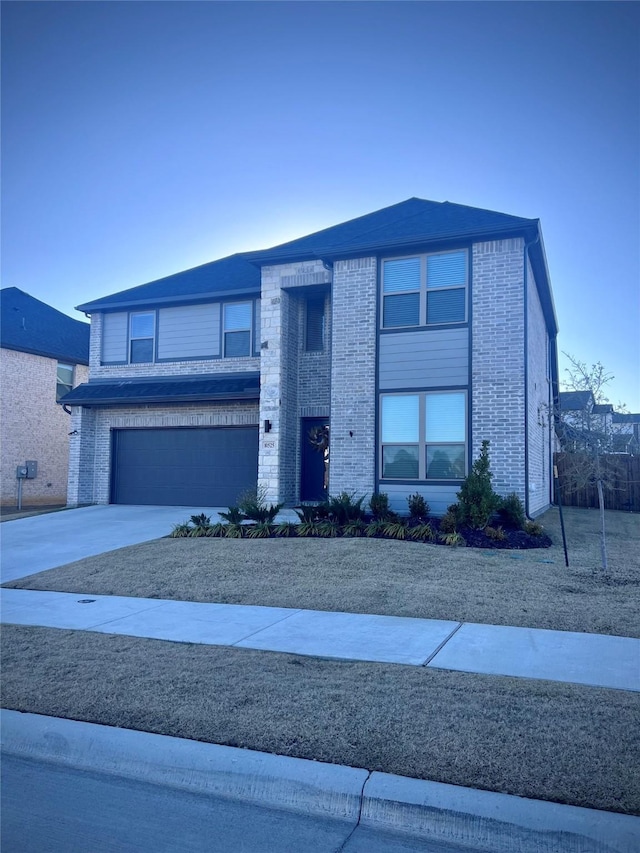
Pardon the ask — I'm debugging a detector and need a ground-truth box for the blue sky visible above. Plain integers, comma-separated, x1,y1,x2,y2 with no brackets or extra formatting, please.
2,1,639,408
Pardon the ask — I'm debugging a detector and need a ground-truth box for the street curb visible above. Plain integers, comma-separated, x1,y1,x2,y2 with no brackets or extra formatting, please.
0,710,366,823
361,772,640,853
2,710,639,853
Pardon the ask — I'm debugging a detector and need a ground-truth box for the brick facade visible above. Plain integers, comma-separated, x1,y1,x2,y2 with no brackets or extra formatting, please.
1,348,88,506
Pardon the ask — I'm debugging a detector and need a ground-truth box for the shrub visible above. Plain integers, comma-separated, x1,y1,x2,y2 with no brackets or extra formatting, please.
223,523,244,538
485,525,507,542
219,507,246,525
369,492,391,520
524,520,544,537
365,519,385,537
326,492,365,524
170,522,191,538
297,520,320,537
457,440,501,530
189,513,211,527
439,531,465,547
274,521,297,537
238,487,284,524
407,493,430,520
294,504,320,524
498,493,526,530
343,519,366,537
409,523,435,542
316,520,340,538
382,520,408,540
245,522,273,538
439,509,458,534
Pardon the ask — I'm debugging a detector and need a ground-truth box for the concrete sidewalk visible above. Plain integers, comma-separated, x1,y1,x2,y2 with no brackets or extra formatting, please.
2,588,638,691
2,710,638,853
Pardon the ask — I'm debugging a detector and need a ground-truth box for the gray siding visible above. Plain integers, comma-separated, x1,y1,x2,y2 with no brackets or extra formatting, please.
379,328,468,390
157,304,220,360
382,483,459,517
101,312,128,363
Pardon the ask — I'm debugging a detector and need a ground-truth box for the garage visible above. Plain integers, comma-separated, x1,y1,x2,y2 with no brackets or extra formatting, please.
111,427,258,506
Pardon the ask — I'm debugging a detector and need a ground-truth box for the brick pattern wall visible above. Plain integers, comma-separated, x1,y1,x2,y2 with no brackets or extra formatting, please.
67,402,259,505
472,239,526,500
329,257,377,498
527,256,552,515
1,349,88,506
258,261,331,503
89,312,260,379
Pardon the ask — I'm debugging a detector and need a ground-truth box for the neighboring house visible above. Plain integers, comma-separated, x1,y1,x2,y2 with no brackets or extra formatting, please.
62,198,558,516
0,288,89,507
557,391,639,454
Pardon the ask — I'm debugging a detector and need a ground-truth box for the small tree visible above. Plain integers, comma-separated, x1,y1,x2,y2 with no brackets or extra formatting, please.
457,440,501,530
556,354,628,573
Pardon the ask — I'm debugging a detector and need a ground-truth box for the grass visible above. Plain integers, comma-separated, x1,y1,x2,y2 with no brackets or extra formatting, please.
5,507,639,637
2,624,639,815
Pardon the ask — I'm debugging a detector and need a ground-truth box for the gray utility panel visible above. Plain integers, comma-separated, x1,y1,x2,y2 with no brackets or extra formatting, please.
111,427,258,506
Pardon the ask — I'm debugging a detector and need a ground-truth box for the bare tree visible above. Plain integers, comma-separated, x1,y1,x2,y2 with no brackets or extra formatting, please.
556,354,628,573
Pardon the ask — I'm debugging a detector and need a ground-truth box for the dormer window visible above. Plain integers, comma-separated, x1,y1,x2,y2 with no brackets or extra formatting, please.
130,312,155,363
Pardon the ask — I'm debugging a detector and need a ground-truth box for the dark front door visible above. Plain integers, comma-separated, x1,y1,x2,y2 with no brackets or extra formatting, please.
300,418,329,502
111,427,258,506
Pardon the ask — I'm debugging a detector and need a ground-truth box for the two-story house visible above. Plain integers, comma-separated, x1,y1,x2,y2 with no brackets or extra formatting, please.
62,198,558,517
1,288,90,507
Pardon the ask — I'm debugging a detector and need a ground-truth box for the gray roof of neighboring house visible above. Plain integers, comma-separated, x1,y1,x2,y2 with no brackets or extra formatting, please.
612,412,640,424
74,198,557,335
59,373,260,407
558,390,594,411
76,254,260,313
592,403,614,414
0,287,90,365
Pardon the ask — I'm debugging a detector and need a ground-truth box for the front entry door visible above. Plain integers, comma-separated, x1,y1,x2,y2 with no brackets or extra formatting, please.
300,418,329,502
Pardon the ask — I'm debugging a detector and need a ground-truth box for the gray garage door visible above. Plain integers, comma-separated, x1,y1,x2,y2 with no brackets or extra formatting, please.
111,427,258,506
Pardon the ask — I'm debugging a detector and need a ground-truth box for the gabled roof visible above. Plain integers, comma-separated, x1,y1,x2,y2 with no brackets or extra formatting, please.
245,197,538,265
0,287,90,365
73,198,556,336
558,391,594,411
613,412,640,424
59,373,260,407
77,254,260,313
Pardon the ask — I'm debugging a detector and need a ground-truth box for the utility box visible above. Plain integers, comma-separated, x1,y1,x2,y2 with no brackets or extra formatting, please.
25,461,37,479
16,465,28,479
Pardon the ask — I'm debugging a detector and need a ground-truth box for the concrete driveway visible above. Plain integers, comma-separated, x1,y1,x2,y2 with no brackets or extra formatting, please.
0,505,299,583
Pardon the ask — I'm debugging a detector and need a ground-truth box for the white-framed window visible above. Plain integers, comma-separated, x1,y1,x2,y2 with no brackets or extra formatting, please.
129,312,155,363
381,250,467,329
380,391,466,480
223,301,252,357
56,362,74,401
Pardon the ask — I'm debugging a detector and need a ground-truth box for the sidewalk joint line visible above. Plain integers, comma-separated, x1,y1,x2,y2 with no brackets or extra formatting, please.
422,621,464,666
230,608,304,646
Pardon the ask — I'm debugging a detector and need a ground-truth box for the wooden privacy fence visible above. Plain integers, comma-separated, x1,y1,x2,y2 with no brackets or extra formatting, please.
554,453,640,512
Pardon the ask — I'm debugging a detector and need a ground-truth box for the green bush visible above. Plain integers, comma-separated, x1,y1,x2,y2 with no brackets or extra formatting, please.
316,520,340,538
409,523,435,542
274,521,297,537
365,519,385,537
223,522,244,538
170,522,191,538
485,525,507,542
245,522,273,538
382,521,408,540
439,508,458,534
297,520,320,537
524,520,544,537
498,492,526,530
439,531,465,547
189,513,211,527
457,440,501,530
343,519,366,537
294,504,320,524
369,492,391,520
325,492,365,524
238,487,284,524
407,493,430,520
219,507,246,525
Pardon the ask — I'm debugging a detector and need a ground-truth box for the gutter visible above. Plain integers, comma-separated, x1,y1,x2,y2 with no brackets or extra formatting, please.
76,287,261,315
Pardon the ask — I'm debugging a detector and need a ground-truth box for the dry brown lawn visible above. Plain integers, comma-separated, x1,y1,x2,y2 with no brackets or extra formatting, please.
5,507,639,636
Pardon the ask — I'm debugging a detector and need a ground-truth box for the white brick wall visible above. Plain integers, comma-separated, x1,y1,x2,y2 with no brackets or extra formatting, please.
1,349,88,506
472,239,526,501
329,257,377,498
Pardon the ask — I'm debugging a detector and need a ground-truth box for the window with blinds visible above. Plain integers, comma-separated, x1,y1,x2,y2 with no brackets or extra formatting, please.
130,312,155,363
381,391,466,480
305,296,325,351
223,302,252,358
381,250,467,329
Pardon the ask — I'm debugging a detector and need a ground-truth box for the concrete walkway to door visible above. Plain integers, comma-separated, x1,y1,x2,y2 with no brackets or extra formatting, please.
0,505,299,583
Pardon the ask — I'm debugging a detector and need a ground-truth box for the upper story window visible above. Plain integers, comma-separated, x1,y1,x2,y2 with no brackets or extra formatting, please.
381,250,467,329
130,312,155,363
380,391,466,480
223,302,252,358
56,363,74,401
305,296,325,352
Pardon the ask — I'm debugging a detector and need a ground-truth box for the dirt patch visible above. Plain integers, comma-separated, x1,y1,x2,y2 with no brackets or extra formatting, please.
6,508,639,637
2,624,638,815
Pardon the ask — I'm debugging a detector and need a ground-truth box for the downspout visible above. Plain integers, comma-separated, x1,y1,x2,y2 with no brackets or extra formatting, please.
523,232,540,518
